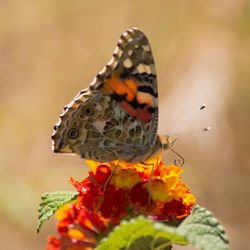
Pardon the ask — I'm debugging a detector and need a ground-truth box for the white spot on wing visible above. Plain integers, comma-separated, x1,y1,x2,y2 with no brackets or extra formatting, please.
55,119,61,127
128,50,133,56
143,45,150,52
137,63,146,73
95,103,102,111
123,58,133,68
90,77,97,86
113,60,119,69
99,67,106,75
92,120,106,133
107,57,115,66
145,65,152,74
67,99,75,109
122,31,128,37
114,46,119,54
113,46,122,57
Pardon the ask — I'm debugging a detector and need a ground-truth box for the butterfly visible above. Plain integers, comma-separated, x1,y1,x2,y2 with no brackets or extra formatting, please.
52,27,174,164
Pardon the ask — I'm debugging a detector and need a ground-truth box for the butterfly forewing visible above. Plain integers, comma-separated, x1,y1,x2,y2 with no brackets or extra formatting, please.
52,28,160,163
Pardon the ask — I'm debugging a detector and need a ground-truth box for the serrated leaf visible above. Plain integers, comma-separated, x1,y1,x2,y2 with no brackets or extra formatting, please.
177,205,230,250
97,205,229,250
96,216,188,250
36,191,78,233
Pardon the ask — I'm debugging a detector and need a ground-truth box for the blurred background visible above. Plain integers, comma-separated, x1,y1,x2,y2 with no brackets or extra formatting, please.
1,0,249,249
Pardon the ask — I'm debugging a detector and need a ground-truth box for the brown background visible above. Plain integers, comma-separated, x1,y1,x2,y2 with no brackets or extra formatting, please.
1,1,249,249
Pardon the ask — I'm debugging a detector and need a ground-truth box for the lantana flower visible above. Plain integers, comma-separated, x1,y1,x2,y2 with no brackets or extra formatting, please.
46,156,196,250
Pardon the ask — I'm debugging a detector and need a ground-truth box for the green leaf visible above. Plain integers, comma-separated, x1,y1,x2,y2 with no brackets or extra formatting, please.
96,205,229,250
36,191,78,233
177,205,230,250
96,216,188,250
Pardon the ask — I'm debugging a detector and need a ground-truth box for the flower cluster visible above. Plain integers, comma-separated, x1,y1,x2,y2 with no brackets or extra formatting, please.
46,156,196,249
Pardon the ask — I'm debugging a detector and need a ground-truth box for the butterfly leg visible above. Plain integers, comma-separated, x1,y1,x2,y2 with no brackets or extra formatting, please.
140,161,155,206
103,159,121,192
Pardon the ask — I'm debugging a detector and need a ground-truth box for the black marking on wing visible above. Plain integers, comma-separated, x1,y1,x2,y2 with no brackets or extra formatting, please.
110,92,127,102
147,107,156,113
137,85,157,97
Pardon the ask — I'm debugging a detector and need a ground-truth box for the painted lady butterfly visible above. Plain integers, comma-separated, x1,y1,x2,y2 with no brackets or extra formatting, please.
52,28,174,164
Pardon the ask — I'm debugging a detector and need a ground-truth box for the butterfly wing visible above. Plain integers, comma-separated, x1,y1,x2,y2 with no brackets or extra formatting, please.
52,28,159,163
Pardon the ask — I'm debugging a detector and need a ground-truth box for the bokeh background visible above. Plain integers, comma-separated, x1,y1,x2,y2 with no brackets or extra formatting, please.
1,0,250,249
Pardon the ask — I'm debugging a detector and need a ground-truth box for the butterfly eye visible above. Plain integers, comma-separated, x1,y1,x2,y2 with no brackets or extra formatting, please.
83,106,94,116
68,128,79,139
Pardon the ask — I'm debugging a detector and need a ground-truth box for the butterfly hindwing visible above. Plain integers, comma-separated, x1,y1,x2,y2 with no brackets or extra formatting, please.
52,28,159,163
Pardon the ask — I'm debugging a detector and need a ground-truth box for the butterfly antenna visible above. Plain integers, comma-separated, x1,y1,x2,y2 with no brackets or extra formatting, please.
167,126,210,167
172,126,211,137
203,126,211,132
168,104,206,136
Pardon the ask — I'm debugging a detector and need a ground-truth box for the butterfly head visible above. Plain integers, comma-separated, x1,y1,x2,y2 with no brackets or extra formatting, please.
160,135,177,151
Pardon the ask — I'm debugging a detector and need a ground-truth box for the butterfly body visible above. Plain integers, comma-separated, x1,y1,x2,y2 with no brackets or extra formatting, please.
52,28,172,163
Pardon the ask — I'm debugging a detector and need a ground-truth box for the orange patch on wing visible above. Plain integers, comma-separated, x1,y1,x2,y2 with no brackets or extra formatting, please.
136,91,154,124
103,74,138,102
136,91,153,107
102,74,153,124
125,79,137,101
